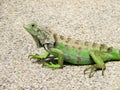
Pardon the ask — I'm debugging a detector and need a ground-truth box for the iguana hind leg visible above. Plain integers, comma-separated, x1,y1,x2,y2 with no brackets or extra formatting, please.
84,51,106,78
43,48,64,69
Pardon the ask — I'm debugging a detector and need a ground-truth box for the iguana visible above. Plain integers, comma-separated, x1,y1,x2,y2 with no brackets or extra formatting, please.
24,23,120,78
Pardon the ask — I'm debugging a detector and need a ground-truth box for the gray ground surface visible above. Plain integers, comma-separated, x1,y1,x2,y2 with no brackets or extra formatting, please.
1,0,120,90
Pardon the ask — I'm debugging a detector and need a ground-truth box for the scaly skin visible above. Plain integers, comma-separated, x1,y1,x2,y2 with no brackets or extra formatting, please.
24,23,120,78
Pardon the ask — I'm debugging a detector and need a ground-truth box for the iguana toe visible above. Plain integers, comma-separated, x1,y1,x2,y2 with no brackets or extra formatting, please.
84,65,97,78
28,54,44,60
43,62,61,69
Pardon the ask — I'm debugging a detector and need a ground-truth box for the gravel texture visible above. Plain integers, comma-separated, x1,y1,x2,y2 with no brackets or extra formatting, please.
1,0,120,90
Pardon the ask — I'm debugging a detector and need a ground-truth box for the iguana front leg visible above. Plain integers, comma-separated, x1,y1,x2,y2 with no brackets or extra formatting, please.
29,48,64,69
84,51,107,78
43,48,64,69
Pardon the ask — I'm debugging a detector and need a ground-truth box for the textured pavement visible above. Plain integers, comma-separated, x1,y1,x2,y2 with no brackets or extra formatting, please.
1,0,120,90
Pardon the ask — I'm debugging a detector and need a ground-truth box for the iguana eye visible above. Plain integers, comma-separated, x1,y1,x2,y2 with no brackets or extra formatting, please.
31,24,35,27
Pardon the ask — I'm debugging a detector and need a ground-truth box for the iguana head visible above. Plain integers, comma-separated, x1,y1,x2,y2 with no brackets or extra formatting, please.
24,23,55,48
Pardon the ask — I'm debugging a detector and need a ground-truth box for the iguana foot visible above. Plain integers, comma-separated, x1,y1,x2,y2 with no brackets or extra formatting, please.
84,64,106,78
43,62,61,69
84,65,97,78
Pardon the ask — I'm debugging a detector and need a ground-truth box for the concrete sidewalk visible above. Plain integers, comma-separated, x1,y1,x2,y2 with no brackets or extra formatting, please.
0,0,120,90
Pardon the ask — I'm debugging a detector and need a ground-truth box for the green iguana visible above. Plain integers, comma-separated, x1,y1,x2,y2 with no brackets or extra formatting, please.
24,23,120,78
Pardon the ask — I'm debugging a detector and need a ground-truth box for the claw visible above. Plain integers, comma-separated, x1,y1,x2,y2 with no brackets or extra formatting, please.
28,55,34,60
